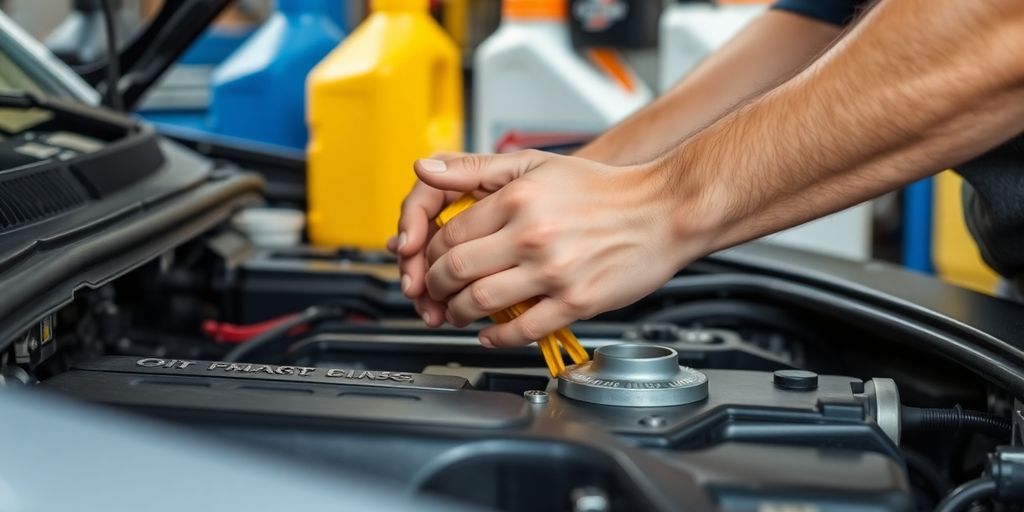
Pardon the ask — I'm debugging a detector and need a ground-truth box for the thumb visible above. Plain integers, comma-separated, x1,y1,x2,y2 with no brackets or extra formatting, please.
413,150,550,194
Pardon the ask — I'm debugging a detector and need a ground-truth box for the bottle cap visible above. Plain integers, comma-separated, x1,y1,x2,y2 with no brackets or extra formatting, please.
504,0,567,20
277,0,338,14
372,0,429,11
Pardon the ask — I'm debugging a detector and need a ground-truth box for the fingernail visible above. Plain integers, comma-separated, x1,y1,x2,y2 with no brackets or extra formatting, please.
479,336,495,349
445,310,455,325
398,232,408,250
401,274,411,294
419,158,447,173
422,312,431,325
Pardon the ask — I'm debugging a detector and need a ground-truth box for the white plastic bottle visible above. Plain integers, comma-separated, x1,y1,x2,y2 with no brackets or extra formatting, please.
474,0,652,153
658,0,766,91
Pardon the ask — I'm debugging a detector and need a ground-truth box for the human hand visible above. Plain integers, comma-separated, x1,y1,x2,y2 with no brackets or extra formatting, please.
415,150,721,348
388,153,516,328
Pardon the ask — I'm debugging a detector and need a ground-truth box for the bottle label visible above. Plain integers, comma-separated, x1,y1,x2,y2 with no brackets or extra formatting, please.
573,0,630,33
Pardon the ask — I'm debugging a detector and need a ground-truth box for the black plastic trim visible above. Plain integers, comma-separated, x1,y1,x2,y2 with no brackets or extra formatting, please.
0,170,262,348
684,244,1024,396
159,128,307,205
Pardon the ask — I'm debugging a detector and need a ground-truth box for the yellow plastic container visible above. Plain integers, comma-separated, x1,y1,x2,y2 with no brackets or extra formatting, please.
932,171,999,294
306,0,463,249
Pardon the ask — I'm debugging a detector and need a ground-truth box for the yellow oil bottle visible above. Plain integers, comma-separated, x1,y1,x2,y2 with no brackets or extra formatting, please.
932,171,999,294
306,0,463,249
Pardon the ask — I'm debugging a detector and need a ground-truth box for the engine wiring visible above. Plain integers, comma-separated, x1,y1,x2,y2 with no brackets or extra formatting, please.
220,301,382,363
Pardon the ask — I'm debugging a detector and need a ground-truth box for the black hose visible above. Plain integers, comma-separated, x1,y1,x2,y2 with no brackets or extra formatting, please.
99,0,123,111
934,477,996,512
223,306,339,363
222,301,382,363
902,404,1012,439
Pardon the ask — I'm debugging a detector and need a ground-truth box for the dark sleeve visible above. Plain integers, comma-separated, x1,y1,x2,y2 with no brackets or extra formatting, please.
772,0,871,26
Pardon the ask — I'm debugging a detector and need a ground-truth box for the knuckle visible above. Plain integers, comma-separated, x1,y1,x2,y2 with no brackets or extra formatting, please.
559,290,590,317
461,154,486,174
538,254,575,284
517,317,544,342
446,248,470,280
500,183,535,211
538,266,560,285
468,283,493,311
550,254,577,274
518,220,558,251
442,220,464,247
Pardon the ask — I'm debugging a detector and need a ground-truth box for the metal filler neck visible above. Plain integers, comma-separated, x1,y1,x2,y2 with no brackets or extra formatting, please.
557,344,709,407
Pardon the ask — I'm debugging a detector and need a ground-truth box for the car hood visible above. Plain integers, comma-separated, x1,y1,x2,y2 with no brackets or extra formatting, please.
68,0,231,111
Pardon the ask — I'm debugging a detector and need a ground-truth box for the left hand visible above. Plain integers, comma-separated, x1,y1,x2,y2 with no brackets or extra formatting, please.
416,150,719,348
386,153,474,329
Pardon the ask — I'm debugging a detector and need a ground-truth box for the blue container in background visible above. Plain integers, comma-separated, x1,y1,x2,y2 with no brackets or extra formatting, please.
902,178,934,273
208,0,345,150
138,27,254,131
326,0,349,30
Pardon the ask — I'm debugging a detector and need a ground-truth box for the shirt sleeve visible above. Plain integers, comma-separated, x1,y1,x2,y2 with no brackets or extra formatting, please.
772,0,870,26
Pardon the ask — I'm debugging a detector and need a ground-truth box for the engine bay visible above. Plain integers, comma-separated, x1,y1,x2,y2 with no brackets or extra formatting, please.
5,234,1022,512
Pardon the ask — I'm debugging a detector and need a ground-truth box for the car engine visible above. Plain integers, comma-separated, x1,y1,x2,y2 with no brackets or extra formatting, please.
5,236,1018,512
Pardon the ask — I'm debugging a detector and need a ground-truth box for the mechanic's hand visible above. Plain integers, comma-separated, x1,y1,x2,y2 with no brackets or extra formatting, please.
387,153,511,328
414,150,718,348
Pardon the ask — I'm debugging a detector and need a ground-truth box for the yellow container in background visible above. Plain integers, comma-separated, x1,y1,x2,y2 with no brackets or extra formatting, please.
306,0,463,249
932,171,999,294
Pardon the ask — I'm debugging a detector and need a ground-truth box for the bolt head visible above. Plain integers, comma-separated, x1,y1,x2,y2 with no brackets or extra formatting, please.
523,390,549,404
639,415,666,428
571,487,609,512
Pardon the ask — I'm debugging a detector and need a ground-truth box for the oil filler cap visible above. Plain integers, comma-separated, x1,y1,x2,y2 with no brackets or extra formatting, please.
557,344,708,407
773,369,818,390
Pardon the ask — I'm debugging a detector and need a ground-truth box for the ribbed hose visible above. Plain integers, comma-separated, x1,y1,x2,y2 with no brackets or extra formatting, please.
902,404,1012,439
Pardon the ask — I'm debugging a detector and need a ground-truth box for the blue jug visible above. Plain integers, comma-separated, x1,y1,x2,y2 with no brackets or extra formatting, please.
208,0,345,149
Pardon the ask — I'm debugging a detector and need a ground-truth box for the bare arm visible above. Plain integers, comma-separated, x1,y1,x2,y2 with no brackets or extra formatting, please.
575,10,843,165
666,0,1024,253
411,0,1024,348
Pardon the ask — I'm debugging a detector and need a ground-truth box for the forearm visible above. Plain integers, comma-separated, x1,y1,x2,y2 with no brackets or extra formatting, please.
662,0,1024,251
576,10,843,166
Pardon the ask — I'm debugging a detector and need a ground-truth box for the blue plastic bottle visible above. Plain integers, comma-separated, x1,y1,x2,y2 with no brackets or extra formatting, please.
208,0,345,150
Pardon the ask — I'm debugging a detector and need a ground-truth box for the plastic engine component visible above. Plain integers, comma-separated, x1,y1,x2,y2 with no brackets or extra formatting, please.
41,354,913,512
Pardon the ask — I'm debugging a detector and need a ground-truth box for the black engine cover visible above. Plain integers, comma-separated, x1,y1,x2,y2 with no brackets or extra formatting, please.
43,356,912,512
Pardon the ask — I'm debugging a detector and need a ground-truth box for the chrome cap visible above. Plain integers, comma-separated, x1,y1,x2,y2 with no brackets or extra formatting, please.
557,344,708,407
